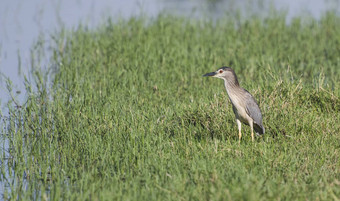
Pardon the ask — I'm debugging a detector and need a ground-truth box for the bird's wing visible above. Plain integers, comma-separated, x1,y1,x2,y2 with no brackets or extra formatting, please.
244,91,265,134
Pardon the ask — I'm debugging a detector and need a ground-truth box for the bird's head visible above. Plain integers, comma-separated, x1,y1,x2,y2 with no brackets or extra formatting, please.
203,66,234,79
203,66,239,86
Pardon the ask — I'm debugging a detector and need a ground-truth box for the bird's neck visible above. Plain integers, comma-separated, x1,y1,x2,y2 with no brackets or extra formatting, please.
223,79,240,95
223,79,244,106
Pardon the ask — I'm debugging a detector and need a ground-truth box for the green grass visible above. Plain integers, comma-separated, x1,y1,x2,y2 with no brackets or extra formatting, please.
1,12,340,200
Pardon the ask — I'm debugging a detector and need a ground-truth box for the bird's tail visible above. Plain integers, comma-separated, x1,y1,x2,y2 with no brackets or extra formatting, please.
254,123,265,135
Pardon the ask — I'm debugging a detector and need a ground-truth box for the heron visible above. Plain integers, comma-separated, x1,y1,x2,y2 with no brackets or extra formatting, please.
203,66,265,142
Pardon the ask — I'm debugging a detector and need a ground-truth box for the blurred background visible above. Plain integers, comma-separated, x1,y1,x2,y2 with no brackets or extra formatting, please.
0,0,340,108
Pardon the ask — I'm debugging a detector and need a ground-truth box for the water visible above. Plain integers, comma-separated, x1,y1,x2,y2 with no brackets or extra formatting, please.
0,0,339,198
0,0,339,108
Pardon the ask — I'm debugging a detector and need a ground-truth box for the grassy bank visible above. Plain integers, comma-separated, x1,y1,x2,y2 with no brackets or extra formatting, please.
1,12,340,200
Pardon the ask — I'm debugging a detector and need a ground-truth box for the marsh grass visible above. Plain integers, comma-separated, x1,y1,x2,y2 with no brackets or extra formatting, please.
1,12,340,200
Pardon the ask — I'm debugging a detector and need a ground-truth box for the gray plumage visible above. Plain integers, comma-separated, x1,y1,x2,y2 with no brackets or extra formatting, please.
245,91,265,134
203,66,265,141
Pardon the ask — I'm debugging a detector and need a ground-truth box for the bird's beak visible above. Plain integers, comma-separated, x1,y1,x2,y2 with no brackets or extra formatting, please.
203,72,216,77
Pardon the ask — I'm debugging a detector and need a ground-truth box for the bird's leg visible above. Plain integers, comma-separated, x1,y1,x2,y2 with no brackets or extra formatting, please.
236,119,242,142
250,121,254,142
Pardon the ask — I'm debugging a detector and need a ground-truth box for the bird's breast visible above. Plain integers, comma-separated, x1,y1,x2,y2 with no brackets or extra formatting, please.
227,90,251,124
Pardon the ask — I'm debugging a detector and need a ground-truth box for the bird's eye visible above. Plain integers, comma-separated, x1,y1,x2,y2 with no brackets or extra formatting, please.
219,70,223,73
